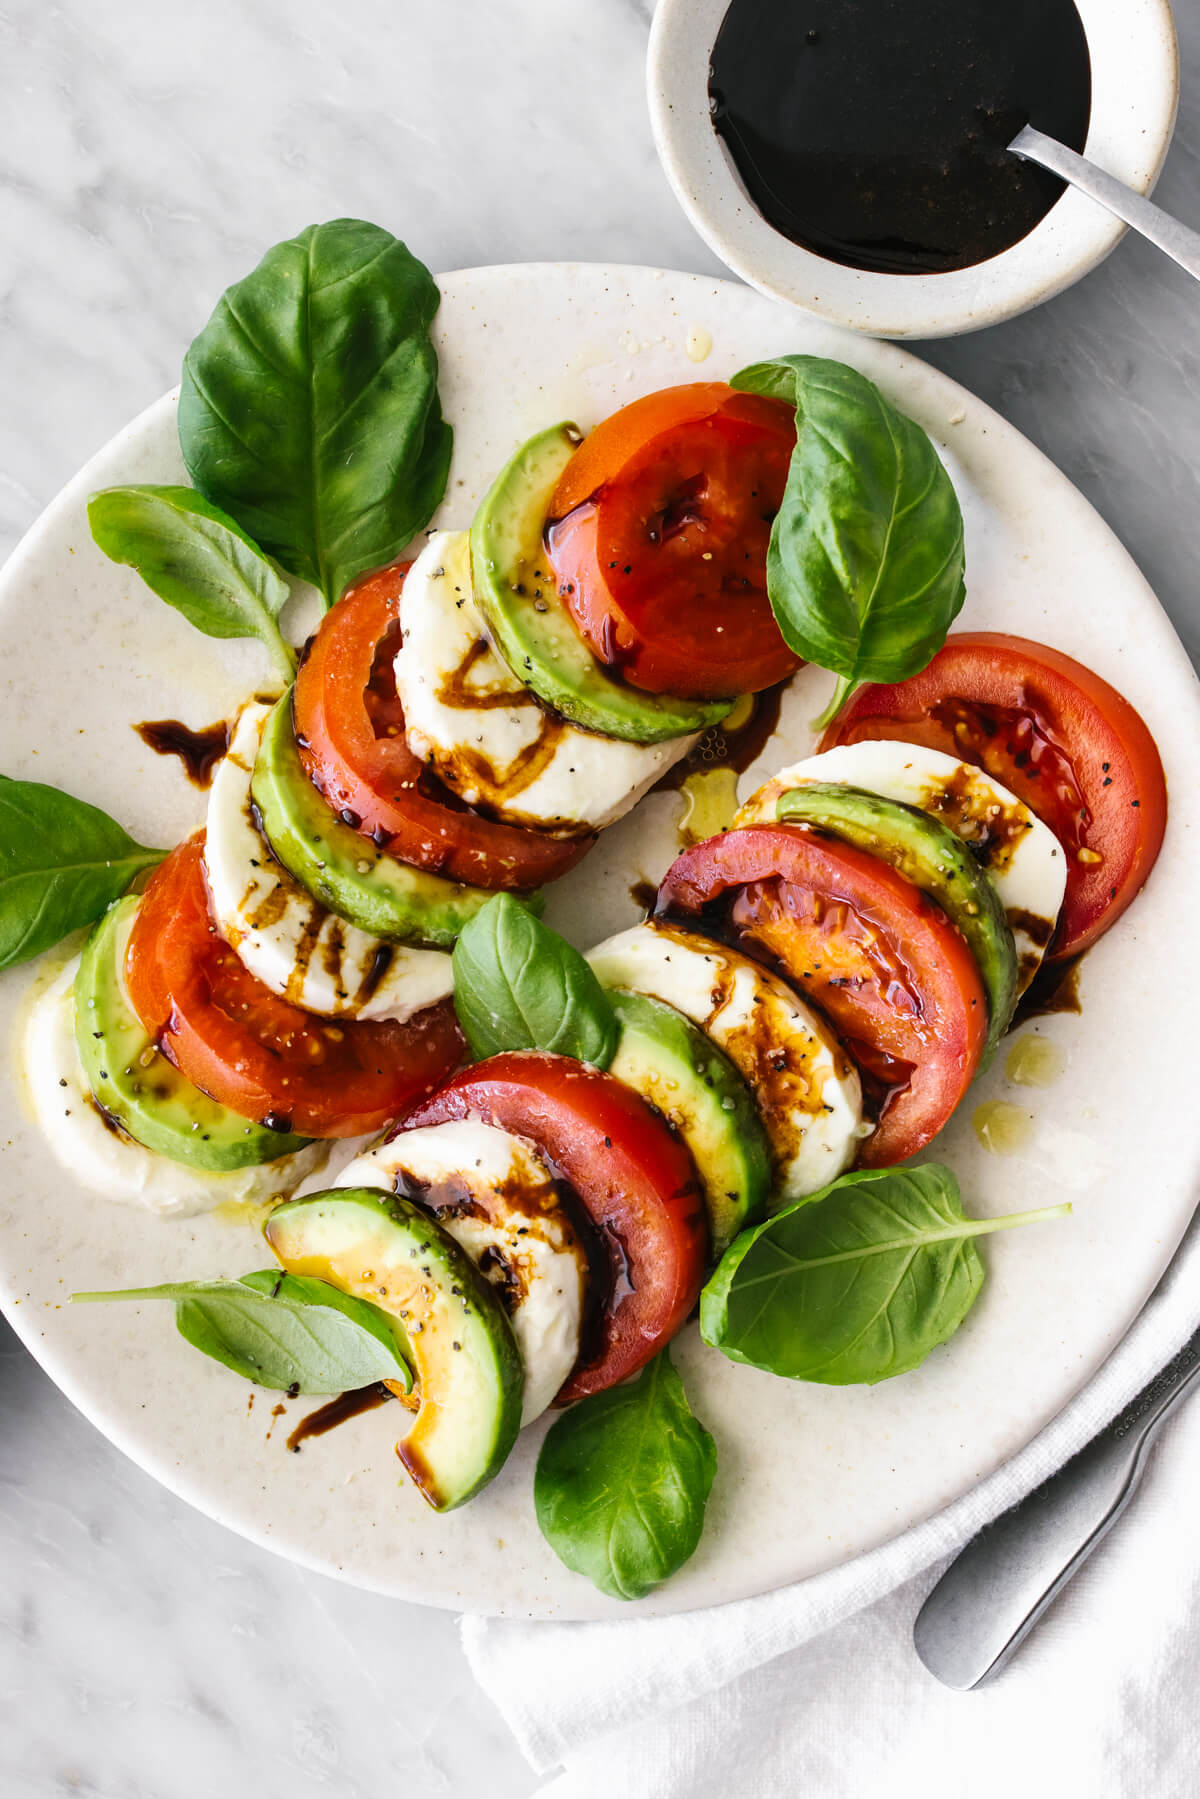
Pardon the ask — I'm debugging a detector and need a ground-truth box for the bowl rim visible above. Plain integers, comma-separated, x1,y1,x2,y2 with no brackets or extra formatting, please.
647,0,1180,339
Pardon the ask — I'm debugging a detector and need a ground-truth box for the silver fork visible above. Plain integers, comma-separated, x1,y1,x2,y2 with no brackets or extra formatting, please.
913,1324,1200,1689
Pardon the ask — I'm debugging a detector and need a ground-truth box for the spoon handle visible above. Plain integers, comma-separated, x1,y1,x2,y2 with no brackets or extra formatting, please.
912,1324,1200,1690
1010,125,1200,282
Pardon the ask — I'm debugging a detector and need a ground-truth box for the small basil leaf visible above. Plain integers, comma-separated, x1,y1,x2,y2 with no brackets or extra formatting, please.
701,1164,1069,1385
88,485,296,682
452,893,619,1067
179,218,452,607
0,777,164,970
731,355,966,721
71,1272,413,1394
534,1350,717,1601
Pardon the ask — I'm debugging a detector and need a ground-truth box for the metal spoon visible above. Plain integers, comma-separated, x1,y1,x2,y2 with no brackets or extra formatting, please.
912,1323,1200,1689
1009,125,1200,283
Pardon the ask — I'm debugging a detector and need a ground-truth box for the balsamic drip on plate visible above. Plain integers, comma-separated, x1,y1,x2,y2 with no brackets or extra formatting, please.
285,1382,397,1453
1012,951,1085,1027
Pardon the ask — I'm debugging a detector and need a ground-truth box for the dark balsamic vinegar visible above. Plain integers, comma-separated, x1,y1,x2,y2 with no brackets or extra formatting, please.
709,0,1091,275
133,716,231,787
285,1383,397,1452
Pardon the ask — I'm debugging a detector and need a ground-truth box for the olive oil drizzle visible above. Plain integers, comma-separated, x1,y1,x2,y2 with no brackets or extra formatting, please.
1005,1033,1064,1088
973,1101,1034,1156
655,682,786,796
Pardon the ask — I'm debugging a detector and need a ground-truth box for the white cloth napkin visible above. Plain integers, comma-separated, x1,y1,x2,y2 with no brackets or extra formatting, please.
463,1209,1200,1795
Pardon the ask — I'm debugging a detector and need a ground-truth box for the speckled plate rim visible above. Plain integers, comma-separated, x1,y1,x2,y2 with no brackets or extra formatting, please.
1,263,1199,1619
648,0,1180,338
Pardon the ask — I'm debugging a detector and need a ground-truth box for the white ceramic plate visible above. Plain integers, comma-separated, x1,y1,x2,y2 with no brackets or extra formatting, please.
1,265,1198,1620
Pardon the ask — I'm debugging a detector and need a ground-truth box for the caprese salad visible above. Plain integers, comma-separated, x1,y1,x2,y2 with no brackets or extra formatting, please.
3,220,1167,1603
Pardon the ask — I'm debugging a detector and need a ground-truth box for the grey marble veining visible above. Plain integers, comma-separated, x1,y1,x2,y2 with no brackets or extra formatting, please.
0,1328,532,1797
1,1,1198,1794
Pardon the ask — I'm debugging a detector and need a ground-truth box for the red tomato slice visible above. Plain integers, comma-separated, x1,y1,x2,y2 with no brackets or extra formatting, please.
821,633,1168,959
657,825,988,1167
293,565,594,891
399,1051,708,1400
546,383,801,698
125,836,462,1138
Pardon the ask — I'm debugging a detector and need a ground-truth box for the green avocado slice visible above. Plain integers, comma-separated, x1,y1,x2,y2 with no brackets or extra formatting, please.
469,423,732,745
605,988,771,1258
265,1187,523,1511
249,693,509,947
75,896,311,1168
775,782,1018,1056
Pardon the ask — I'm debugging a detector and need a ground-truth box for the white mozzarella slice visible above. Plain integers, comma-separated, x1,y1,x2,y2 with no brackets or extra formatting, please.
24,959,327,1218
204,705,453,1022
335,1119,586,1425
587,922,867,1204
737,741,1067,991
394,531,696,832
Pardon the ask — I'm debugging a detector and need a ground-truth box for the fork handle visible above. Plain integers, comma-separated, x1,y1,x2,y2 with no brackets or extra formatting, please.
912,1326,1200,1689
1008,126,1200,283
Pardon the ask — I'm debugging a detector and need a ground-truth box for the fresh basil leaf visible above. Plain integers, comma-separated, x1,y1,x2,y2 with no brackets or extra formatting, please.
88,485,296,682
701,1163,1069,1385
179,218,452,607
0,777,164,970
452,892,619,1067
732,355,966,723
72,1271,413,1394
534,1350,717,1601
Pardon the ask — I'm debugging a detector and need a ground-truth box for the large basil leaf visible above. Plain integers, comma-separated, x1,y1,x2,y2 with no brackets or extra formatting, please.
732,355,966,722
72,1270,413,1394
179,218,452,607
452,893,619,1067
701,1164,1069,1384
0,777,164,970
88,485,296,681
534,1350,717,1601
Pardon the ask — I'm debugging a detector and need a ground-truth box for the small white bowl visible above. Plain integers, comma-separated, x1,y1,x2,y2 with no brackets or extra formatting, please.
648,0,1179,339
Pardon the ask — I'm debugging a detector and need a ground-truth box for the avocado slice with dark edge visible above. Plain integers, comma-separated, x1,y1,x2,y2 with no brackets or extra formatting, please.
75,896,311,1168
250,693,512,947
775,782,1018,1056
469,424,733,745
265,1187,524,1511
605,987,771,1257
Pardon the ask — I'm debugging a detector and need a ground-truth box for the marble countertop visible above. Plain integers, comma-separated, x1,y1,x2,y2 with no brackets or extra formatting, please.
1,1,1197,1792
